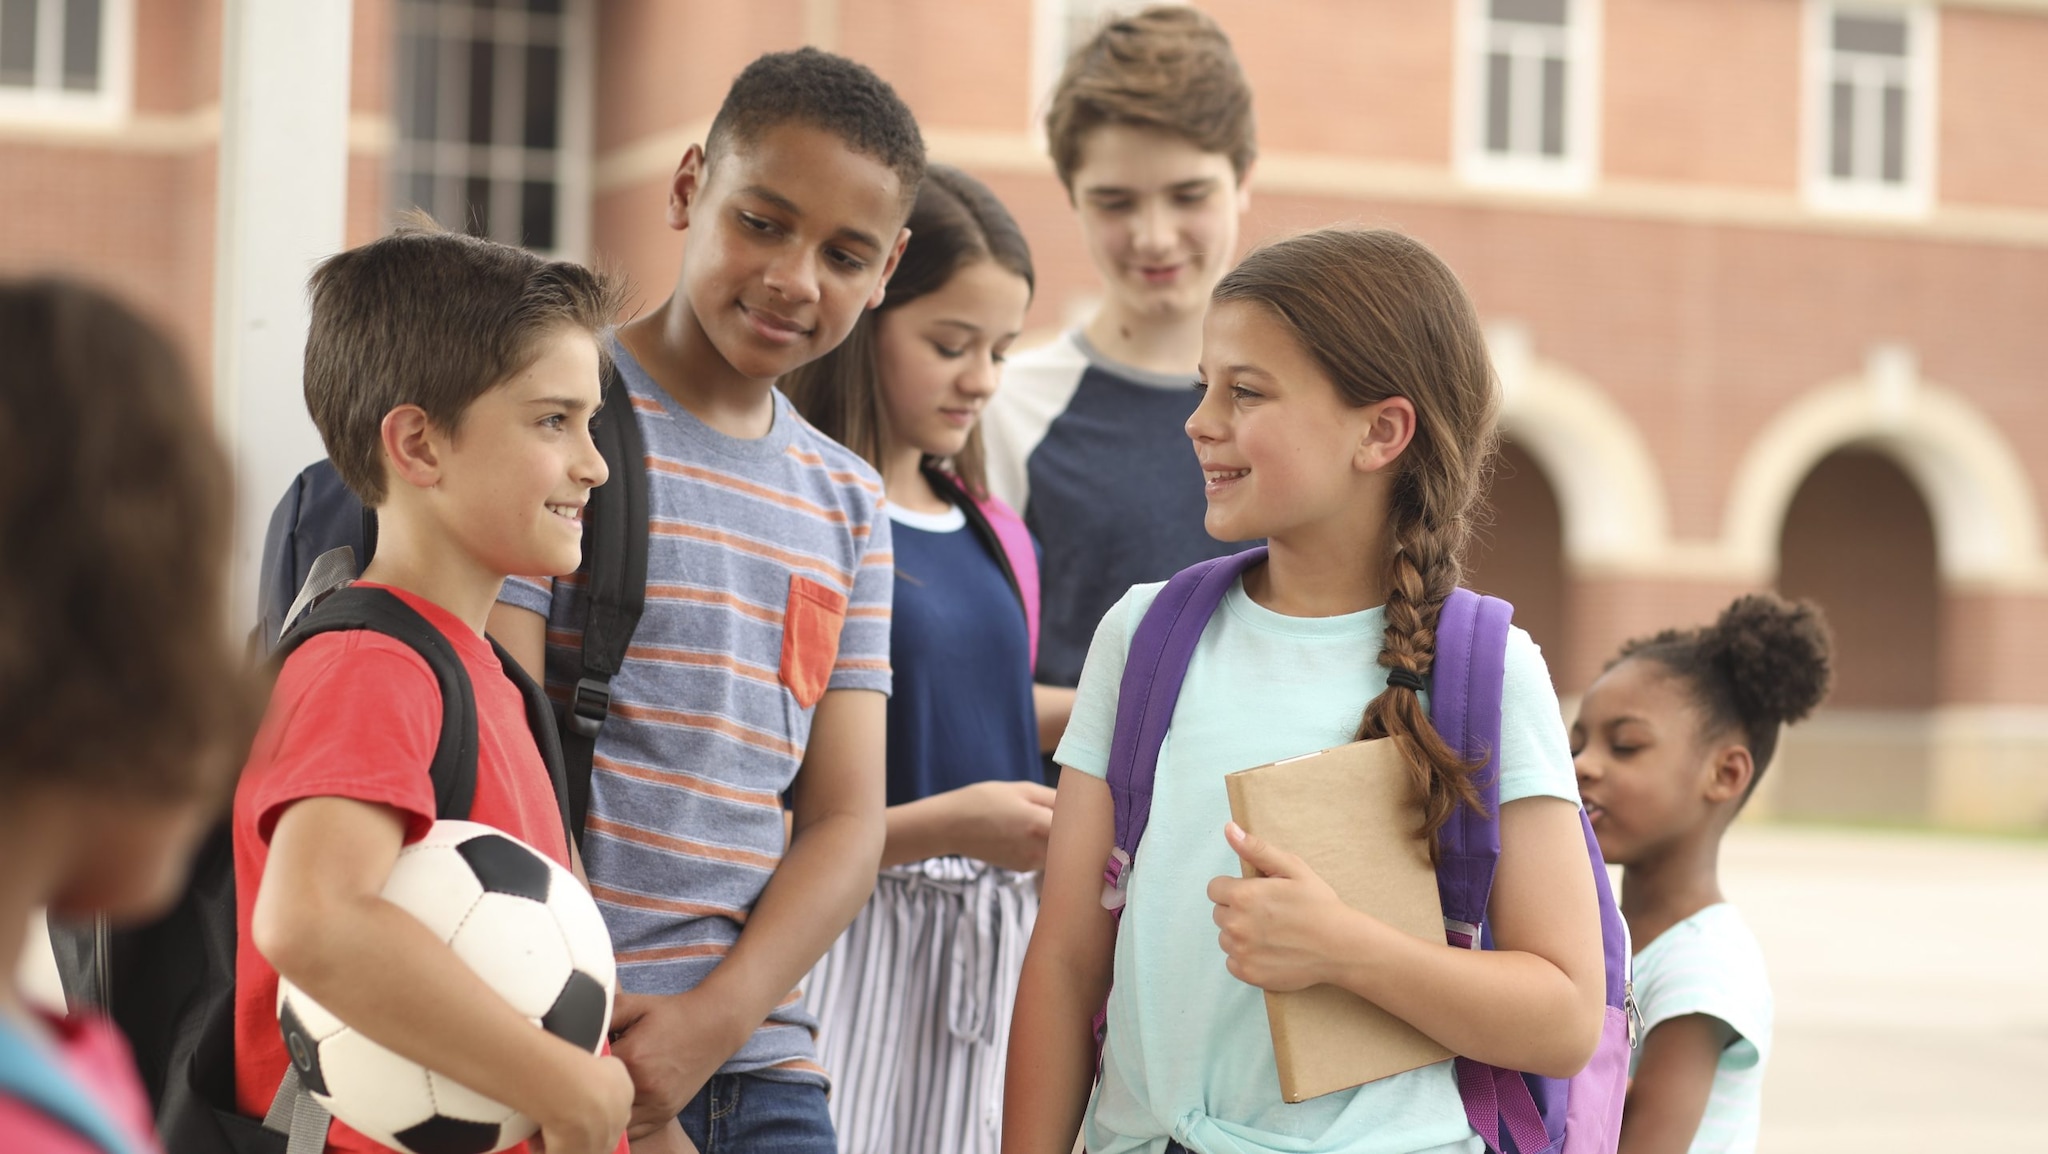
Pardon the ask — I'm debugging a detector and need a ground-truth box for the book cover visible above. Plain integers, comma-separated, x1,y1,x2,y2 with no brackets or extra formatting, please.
1223,737,1455,1103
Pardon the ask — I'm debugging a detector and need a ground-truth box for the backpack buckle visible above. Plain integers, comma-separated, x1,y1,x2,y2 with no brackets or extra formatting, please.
566,677,612,738
1100,847,1133,911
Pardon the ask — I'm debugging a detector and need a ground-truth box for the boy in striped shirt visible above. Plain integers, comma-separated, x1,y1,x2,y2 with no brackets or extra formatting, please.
491,49,923,1154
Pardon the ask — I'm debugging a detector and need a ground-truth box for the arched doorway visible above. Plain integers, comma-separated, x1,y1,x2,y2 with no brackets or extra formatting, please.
1466,439,1571,690
1773,446,1940,819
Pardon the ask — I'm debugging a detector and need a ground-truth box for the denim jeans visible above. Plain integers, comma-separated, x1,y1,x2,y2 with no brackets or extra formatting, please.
675,1073,835,1153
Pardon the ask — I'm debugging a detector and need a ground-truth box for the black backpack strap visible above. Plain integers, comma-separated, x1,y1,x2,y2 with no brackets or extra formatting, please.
926,461,1026,614
276,586,477,821
495,636,577,854
559,361,649,842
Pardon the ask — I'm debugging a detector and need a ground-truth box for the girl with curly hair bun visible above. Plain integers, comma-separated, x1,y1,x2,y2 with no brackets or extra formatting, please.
1572,595,1834,1154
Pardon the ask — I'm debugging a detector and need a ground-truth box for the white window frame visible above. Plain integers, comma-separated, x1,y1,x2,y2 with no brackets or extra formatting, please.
1802,1,1937,217
0,0,132,126
389,0,592,259
1454,0,1602,195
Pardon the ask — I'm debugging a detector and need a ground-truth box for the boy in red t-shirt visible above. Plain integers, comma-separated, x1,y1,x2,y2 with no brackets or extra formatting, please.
231,224,637,1154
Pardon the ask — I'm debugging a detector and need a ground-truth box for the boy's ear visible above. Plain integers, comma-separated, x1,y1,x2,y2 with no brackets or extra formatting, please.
1704,744,1755,805
666,145,709,233
380,405,443,491
866,226,914,311
1353,396,1416,476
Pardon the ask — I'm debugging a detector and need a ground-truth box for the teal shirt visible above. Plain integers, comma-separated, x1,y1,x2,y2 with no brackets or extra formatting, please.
1054,579,1582,1154
1628,904,1773,1154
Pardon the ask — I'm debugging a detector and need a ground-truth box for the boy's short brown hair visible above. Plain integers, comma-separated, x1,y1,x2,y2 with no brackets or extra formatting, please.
304,222,624,505
1044,4,1257,190
0,279,252,800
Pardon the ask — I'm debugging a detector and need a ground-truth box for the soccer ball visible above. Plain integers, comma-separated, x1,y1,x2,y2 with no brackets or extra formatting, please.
277,820,616,1154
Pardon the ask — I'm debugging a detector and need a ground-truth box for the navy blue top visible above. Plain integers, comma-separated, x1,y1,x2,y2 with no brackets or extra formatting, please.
1024,367,1243,688
885,509,1041,807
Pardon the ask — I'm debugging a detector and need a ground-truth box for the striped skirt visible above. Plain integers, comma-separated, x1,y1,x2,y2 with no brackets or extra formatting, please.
802,856,1039,1154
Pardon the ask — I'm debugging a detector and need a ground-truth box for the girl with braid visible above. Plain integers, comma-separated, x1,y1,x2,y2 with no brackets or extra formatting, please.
1573,596,1831,1154
1005,229,1606,1154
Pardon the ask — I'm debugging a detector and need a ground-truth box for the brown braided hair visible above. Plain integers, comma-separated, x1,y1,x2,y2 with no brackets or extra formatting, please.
1212,229,1501,860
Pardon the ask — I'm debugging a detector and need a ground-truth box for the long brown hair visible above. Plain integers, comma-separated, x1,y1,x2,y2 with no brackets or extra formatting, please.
1213,229,1501,859
783,165,1033,498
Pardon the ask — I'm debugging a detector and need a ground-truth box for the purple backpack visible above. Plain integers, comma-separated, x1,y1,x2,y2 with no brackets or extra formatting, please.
1098,548,1634,1154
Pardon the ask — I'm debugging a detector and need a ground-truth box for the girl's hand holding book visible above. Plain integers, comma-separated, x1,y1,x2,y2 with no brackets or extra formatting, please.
1208,821,1373,993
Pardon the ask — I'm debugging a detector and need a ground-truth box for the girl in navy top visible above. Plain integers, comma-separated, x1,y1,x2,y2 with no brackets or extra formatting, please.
783,165,1045,1154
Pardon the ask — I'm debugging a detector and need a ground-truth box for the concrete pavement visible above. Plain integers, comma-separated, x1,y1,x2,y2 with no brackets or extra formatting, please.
1719,823,2048,1152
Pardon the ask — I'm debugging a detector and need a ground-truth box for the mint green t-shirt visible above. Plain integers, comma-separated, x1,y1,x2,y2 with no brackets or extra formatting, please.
1053,579,1582,1154
1628,904,1773,1154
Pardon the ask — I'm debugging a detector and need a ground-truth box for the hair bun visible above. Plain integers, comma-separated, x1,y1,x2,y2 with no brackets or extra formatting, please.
1702,594,1834,729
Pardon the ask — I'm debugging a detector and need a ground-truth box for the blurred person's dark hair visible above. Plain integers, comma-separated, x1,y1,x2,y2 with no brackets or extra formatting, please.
303,216,625,505
0,279,255,801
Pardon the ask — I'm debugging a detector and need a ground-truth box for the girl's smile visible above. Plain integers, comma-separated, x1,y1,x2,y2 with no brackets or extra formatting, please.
1201,463,1250,495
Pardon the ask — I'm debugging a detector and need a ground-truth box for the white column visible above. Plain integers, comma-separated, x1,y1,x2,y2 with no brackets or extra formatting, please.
212,0,355,633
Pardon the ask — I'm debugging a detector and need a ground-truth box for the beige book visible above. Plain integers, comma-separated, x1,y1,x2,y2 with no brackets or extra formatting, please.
1223,738,1454,1103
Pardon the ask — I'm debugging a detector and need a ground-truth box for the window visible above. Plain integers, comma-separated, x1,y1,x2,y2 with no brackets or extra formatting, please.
0,0,130,123
392,0,588,254
1805,3,1935,215
1456,0,1601,192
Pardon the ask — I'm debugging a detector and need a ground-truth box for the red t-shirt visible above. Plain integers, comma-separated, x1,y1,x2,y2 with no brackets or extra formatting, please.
0,1008,160,1154
232,585,577,1154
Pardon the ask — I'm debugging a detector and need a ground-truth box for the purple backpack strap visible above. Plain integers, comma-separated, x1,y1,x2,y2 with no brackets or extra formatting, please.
1429,588,1512,940
1101,547,1269,908
1431,590,1558,1154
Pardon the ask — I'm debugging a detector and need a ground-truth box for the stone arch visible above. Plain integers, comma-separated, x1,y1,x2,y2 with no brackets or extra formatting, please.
1490,327,1673,572
1723,354,2047,588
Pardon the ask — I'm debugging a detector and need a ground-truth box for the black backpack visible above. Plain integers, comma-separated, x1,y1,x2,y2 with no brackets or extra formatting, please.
252,362,647,838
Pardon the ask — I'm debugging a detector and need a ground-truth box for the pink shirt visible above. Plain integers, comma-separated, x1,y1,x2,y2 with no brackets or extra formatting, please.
0,1008,159,1154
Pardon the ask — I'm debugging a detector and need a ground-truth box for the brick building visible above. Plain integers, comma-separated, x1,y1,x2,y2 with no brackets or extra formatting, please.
4,0,2044,828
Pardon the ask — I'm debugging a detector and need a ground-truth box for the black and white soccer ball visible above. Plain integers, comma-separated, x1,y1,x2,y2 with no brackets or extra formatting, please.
277,820,616,1154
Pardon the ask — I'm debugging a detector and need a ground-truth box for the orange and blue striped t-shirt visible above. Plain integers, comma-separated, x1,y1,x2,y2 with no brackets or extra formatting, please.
499,338,892,1087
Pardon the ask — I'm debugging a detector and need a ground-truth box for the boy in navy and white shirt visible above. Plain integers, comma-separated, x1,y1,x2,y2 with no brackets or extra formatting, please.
982,6,1258,712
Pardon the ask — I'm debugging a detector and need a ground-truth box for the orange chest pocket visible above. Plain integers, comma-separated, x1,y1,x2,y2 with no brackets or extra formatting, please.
780,574,848,709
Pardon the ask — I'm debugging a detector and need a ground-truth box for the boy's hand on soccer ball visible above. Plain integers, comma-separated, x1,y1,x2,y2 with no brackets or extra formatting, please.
954,779,1057,872
609,989,748,1139
1208,821,1350,993
530,1052,634,1154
